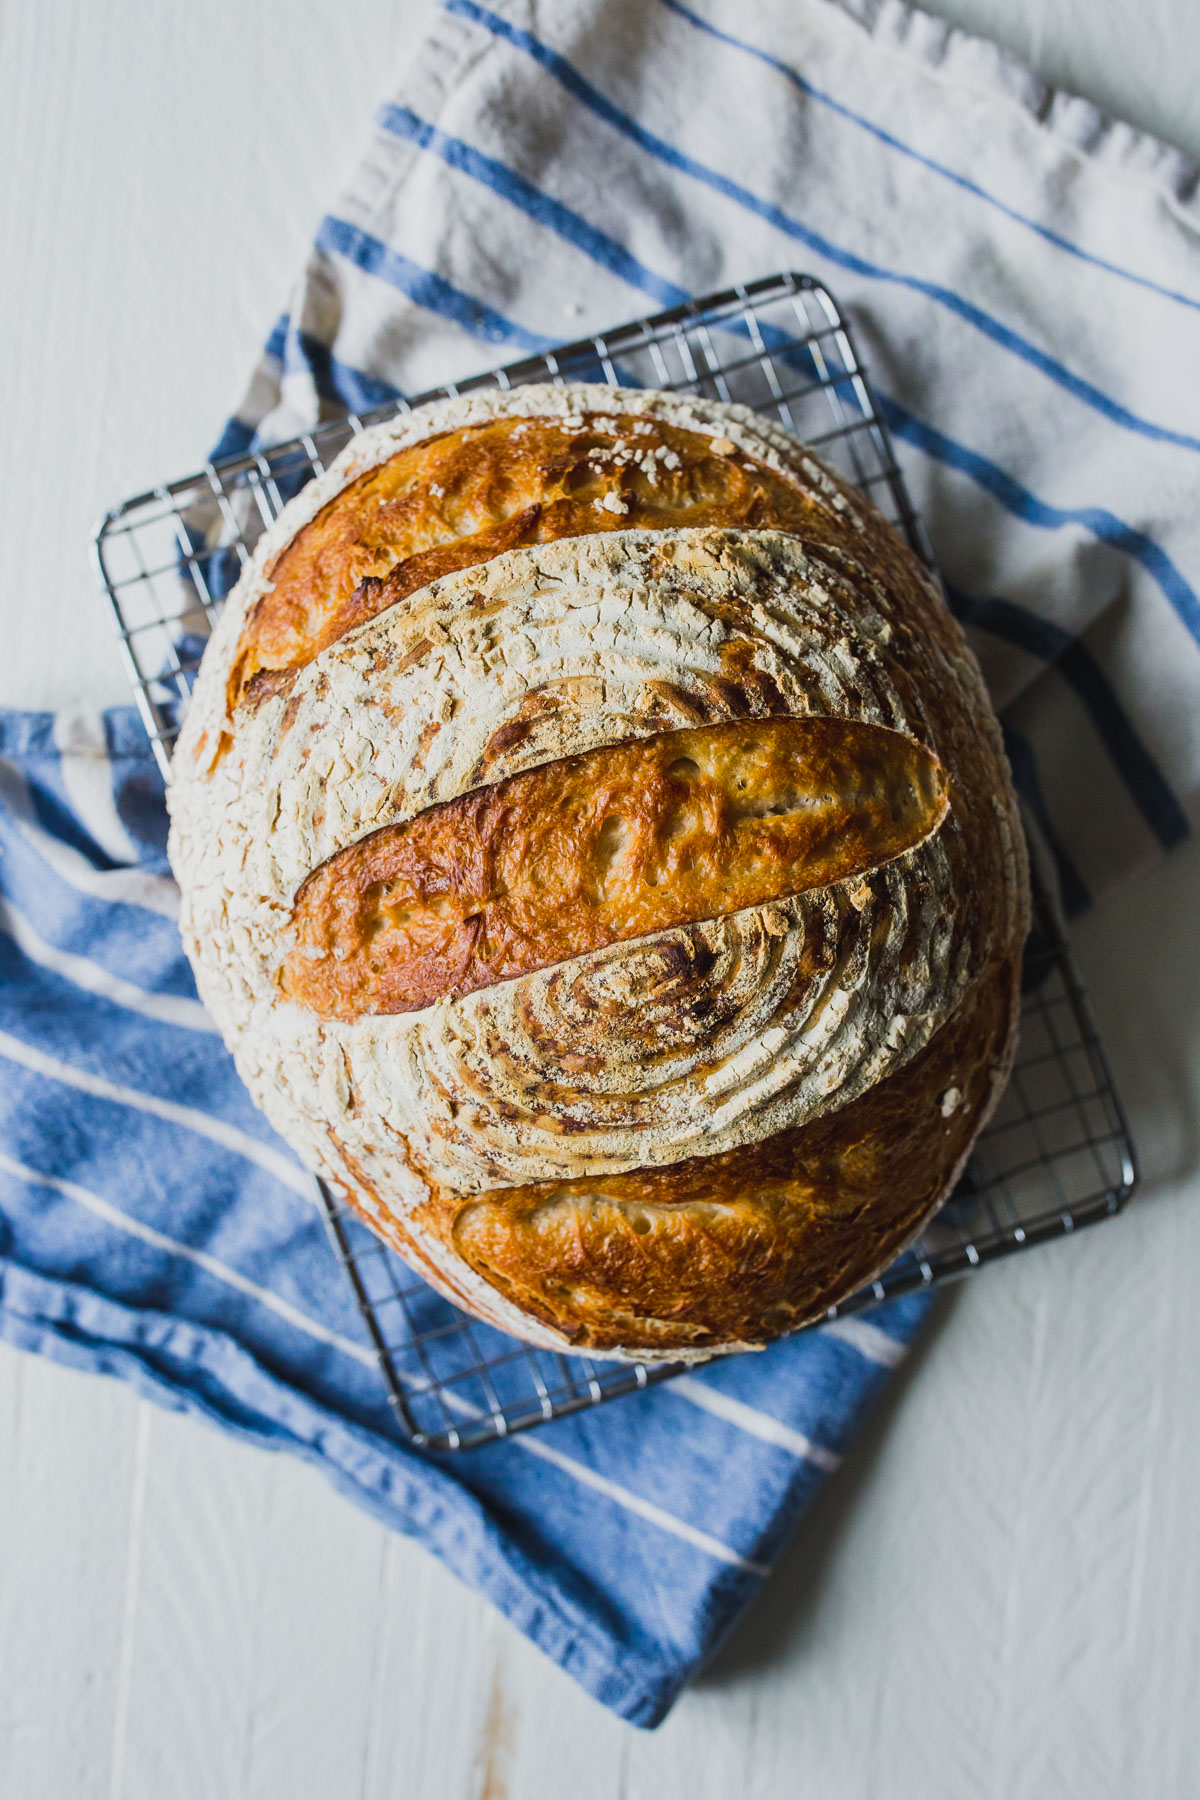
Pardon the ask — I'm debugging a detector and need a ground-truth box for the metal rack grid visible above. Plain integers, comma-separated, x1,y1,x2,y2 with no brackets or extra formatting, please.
92,271,1136,1452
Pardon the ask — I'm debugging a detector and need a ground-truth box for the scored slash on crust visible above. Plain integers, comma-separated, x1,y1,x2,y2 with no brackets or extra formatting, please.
167,385,1029,1359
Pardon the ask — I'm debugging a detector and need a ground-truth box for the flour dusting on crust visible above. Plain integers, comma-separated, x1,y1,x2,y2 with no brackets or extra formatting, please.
168,384,1028,1358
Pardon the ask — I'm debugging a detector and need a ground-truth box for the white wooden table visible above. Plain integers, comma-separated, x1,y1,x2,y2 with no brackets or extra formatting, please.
2,3,1198,1793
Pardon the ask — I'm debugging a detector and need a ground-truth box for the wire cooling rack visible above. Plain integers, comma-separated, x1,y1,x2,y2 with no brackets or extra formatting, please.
92,271,1136,1452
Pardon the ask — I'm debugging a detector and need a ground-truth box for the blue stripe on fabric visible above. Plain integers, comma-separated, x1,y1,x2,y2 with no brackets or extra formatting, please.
210,416,258,461
0,816,193,1002
242,283,1193,851
466,1398,772,1575
223,315,406,456
348,100,1198,846
448,0,1200,457
878,394,1200,647
944,584,1190,849
0,1058,292,1239
0,978,294,1161
208,317,403,463
281,158,1200,679
1001,724,1092,917
4,747,131,875
264,313,289,361
375,104,819,394
377,104,693,311
315,214,550,351
207,322,290,461
1,715,162,864
659,0,1200,316
282,321,405,415
0,1167,370,1398
0,873,194,1009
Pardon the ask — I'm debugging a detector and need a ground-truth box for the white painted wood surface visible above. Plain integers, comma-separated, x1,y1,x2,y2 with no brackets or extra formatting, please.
2,2,1198,1793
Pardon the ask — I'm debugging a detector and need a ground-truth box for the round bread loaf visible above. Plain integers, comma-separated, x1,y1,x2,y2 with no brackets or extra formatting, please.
168,384,1029,1360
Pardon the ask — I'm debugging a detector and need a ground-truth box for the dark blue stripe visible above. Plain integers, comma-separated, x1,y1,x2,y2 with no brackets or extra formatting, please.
944,584,1189,849
231,231,1194,852
376,103,821,392
365,89,1200,658
315,214,550,351
1002,725,1092,918
210,416,257,461
280,318,404,414
660,0,1200,316
448,0,1200,457
212,314,403,462
377,104,692,312
264,313,289,361
878,394,1200,646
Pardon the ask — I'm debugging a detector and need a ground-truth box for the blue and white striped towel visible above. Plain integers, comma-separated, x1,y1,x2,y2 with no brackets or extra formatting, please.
3,0,1198,1728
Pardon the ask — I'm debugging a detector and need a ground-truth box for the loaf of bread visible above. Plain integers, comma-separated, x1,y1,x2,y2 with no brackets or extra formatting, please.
168,385,1028,1359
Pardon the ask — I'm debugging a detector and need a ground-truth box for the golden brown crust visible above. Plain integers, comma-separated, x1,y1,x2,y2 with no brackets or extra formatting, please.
168,384,1029,1359
346,953,1019,1354
227,414,828,709
282,714,948,1018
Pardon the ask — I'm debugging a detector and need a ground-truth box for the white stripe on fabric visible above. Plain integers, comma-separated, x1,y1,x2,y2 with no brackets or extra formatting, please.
436,1387,766,1572
0,895,217,1036
0,759,180,920
823,1316,907,1369
51,712,143,867
0,1150,375,1368
671,1375,841,1472
0,1028,312,1200
511,1434,769,1575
